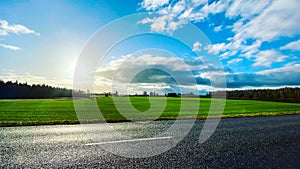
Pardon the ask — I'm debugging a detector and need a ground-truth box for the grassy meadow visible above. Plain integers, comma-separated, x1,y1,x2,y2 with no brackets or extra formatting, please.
0,97,300,126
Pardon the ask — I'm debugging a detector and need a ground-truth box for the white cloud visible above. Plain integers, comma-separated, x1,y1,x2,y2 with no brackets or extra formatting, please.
192,41,202,51
226,0,271,20
213,25,222,32
205,0,300,60
240,40,262,58
178,0,230,22
205,43,226,54
205,42,240,59
139,16,186,33
217,0,300,60
220,50,238,59
0,20,39,36
0,44,22,51
97,54,192,78
252,50,287,67
95,53,298,91
0,29,8,36
257,63,300,75
171,0,186,14
200,0,230,16
94,53,222,94
139,0,223,33
233,0,300,42
140,0,300,67
138,17,154,24
227,58,242,64
0,20,40,51
138,0,300,89
254,63,300,86
280,39,300,51
141,0,169,11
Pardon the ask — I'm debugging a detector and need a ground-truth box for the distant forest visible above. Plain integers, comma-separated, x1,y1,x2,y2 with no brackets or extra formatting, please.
209,87,300,103
1,80,300,102
0,80,86,99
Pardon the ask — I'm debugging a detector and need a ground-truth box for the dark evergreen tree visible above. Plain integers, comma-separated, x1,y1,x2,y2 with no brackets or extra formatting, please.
0,80,86,99
208,87,300,103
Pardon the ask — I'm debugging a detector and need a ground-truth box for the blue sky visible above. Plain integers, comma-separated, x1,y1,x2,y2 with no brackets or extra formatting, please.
1,0,300,94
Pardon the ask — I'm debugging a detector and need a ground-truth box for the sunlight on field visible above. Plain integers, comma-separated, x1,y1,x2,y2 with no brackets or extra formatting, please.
0,97,300,126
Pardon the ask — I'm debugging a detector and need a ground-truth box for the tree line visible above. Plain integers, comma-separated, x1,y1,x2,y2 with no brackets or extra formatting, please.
1,79,300,102
208,87,300,103
0,80,86,99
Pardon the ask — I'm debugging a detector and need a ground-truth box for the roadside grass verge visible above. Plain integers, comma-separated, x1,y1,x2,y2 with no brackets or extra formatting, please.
0,97,299,126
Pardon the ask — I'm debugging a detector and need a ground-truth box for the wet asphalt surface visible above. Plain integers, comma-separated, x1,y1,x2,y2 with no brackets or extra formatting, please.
1,115,299,168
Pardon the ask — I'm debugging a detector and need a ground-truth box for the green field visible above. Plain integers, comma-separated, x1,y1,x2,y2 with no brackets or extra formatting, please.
0,97,300,126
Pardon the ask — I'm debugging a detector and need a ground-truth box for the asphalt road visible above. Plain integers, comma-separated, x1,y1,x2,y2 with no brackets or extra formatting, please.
1,115,300,168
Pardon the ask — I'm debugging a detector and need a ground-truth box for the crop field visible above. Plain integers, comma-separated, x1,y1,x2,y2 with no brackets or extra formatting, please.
0,97,300,126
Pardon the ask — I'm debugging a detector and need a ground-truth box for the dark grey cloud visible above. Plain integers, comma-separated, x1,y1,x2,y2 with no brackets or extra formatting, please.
226,65,300,88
